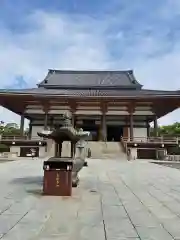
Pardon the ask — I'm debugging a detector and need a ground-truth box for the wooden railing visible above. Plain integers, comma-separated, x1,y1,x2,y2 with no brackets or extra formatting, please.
0,135,44,141
122,137,179,144
0,135,179,144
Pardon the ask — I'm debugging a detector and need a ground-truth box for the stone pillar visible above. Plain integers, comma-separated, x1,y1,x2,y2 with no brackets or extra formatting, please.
58,143,62,157
153,116,158,137
55,143,58,157
129,113,134,141
20,114,25,136
71,143,75,158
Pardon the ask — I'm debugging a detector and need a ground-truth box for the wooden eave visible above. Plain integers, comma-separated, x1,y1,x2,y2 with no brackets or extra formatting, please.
0,91,179,119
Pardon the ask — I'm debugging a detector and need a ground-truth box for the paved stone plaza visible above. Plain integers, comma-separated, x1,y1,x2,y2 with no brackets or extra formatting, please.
1,159,180,239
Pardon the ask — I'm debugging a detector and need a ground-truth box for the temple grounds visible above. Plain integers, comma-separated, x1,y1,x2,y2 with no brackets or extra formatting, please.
0,158,180,239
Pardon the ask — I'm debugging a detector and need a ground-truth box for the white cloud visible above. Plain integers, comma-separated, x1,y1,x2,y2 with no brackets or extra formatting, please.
0,9,180,126
0,11,110,88
0,11,111,126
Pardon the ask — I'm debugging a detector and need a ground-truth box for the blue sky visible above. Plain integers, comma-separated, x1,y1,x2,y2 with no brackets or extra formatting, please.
0,0,180,125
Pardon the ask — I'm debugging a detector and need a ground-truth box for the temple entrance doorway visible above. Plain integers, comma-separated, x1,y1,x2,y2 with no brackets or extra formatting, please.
78,120,98,141
107,126,123,142
81,125,98,141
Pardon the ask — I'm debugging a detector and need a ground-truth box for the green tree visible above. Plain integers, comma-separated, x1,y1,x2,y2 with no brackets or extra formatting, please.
150,122,180,137
159,122,180,136
0,122,21,136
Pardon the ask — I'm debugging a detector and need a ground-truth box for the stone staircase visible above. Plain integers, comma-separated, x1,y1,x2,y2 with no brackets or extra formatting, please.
86,141,127,159
46,140,127,160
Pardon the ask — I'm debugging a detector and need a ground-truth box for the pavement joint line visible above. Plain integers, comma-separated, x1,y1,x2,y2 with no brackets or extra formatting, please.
105,172,141,240
114,174,176,240
0,210,31,239
150,182,180,205
97,176,108,240
148,182,180,217
0,204,13,215
147,186,180,220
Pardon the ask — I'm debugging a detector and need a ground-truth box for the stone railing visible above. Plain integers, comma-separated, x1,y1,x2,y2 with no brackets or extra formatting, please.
0,152,18,159
165,155,180,161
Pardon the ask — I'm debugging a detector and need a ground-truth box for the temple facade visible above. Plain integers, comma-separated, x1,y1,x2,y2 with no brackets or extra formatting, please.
1,69,180,142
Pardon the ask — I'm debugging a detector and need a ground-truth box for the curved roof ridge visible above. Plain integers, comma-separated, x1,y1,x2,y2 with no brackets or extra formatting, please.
48,69,134,74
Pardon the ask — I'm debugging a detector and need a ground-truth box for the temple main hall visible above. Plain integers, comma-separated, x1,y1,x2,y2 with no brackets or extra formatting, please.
0,69,180,158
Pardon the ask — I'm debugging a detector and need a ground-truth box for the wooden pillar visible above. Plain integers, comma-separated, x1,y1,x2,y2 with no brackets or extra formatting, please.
129,113,134,141
44,113,48,130
29,121,32,139
154,116,158,137
70,101,77,128
102,112,107,141
43,104,49,130
147,122,150,137
98,122,102,141
20,114,25,136
49,116,54,130
101,102,107,142
128,103,135,141
72,114,75,127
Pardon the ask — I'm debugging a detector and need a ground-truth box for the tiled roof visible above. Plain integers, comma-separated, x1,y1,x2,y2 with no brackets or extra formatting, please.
38,69,142,89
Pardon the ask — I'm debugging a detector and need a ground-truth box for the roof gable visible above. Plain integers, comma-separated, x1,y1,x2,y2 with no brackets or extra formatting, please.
38,69,142,89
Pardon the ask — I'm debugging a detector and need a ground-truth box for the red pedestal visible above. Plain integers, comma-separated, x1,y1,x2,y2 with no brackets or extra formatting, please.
43,159,73,196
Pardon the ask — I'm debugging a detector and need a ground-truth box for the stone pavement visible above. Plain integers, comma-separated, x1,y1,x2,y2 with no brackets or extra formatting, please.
1,159,180,239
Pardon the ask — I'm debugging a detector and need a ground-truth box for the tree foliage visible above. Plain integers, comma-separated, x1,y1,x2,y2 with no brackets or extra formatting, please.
158,122,180,136
0,122,29,136
150,122,180,137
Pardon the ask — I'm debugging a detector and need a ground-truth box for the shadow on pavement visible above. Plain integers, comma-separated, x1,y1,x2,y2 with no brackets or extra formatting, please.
10,176,43,185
